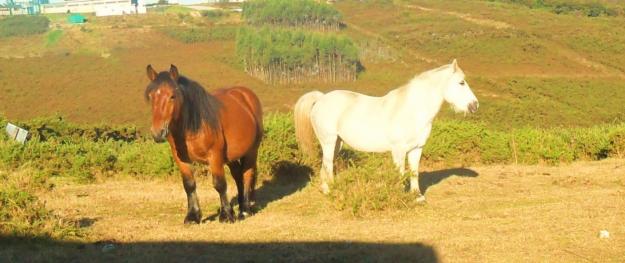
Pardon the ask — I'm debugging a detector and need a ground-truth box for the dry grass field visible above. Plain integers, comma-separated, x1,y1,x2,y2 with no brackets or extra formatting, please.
1,158,623,262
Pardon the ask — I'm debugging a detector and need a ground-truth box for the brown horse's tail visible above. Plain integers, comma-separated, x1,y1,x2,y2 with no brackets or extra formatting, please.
294,90,324,160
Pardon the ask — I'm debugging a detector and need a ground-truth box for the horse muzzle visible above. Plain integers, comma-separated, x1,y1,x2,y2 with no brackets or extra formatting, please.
468,101,479,114
151,124,169,143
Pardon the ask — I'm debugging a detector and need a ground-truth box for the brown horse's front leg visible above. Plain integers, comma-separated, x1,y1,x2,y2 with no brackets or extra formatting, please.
211,160,235,223
178,162,202,224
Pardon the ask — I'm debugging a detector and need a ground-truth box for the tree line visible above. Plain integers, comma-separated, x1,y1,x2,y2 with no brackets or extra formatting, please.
242,0,343,31
236,27,360,84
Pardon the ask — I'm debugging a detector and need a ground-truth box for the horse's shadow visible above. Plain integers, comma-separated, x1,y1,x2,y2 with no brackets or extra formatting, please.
254,160,312,210
203,161,312,222
417,168,479,194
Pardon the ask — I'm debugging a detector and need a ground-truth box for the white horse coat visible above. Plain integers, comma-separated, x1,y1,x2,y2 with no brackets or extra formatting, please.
294,60,478,201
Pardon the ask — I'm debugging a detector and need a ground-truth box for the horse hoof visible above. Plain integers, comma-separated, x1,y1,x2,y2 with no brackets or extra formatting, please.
416,195,427,204
219,211,235,223
184,212,202,224
321,183,330,195
238,211,252,221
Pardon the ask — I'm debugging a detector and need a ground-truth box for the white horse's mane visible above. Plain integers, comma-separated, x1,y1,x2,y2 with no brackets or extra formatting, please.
408,62,464,87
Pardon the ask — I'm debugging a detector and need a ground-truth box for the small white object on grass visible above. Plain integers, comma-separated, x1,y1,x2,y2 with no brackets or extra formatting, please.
5,123,28,144
599,230,610,239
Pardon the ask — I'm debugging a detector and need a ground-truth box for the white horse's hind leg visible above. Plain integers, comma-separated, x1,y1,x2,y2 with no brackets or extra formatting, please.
319,136,339,194
408,147,426,202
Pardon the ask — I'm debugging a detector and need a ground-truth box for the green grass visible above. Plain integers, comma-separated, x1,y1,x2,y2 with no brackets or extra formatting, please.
149,5,194,14
45,30,63,47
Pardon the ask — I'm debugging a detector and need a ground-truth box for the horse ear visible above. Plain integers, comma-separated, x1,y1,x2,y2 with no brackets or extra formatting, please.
170,64,179,81
451,59,459,72
147,64,157,81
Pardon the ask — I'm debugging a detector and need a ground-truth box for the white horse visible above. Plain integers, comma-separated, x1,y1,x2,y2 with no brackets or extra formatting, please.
294,59,478,202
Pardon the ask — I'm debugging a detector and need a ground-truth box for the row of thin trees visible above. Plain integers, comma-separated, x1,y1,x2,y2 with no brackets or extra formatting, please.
236,27,360,84
237,0,361,84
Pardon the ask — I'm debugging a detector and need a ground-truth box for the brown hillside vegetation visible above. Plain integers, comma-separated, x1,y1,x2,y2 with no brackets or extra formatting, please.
1,1,625,129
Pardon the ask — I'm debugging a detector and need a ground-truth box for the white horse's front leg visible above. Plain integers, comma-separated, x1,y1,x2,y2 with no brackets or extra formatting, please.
408,147,426,203
391,149,406,175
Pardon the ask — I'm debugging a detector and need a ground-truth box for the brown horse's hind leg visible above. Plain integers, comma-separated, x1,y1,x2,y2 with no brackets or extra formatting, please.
211,159,235,223
240,151,258,219
178,162,202,224
227,161,246,220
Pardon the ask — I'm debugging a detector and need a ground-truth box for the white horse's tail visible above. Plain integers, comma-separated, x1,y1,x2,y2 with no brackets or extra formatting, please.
294,90,324,159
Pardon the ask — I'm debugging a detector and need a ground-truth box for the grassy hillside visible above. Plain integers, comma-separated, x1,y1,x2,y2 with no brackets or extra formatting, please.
0,0,624,131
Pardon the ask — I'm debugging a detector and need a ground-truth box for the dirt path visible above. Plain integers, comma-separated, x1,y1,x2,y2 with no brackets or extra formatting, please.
404,4,513,30
6,159,620,262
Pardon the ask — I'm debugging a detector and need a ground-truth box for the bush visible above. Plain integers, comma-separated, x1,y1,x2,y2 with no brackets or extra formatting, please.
242,0,342,30
0,15,50,38
201,10,228,19
491,0,621,17
329,156,421,216
0,170,82,240
0,116,171,181
161,25,238,43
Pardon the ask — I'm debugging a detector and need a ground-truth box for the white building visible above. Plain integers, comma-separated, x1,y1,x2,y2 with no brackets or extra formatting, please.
42,0,147,16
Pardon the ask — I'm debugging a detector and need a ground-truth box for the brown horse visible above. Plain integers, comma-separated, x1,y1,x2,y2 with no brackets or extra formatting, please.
144,64,263,223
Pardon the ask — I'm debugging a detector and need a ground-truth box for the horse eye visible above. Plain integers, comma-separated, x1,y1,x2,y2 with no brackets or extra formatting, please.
460,81,466,86
170,95,176,100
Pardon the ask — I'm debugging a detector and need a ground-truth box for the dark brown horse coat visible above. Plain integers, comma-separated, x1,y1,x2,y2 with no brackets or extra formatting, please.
145,64,263,223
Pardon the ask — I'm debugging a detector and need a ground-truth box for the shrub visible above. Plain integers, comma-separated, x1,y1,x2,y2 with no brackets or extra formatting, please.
161,25,237,43
0,15,50,38
328,155,422,216
490,0,621,17
242,0,342,30
0,116,171,181
201,9,228,19
0,170,82,240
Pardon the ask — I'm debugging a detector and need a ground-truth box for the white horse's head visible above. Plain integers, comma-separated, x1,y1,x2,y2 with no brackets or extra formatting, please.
442,59,479,114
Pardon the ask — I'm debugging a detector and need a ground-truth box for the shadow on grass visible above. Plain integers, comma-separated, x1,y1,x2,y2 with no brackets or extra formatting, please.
204,161,312,222
254,160,312,210
419,168,479,194
0,236,439,263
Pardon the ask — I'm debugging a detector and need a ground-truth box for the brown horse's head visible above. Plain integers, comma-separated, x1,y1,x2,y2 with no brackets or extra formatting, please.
145,64,183,143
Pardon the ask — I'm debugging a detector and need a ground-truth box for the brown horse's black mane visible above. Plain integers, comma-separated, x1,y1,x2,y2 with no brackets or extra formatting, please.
145,72,222,134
